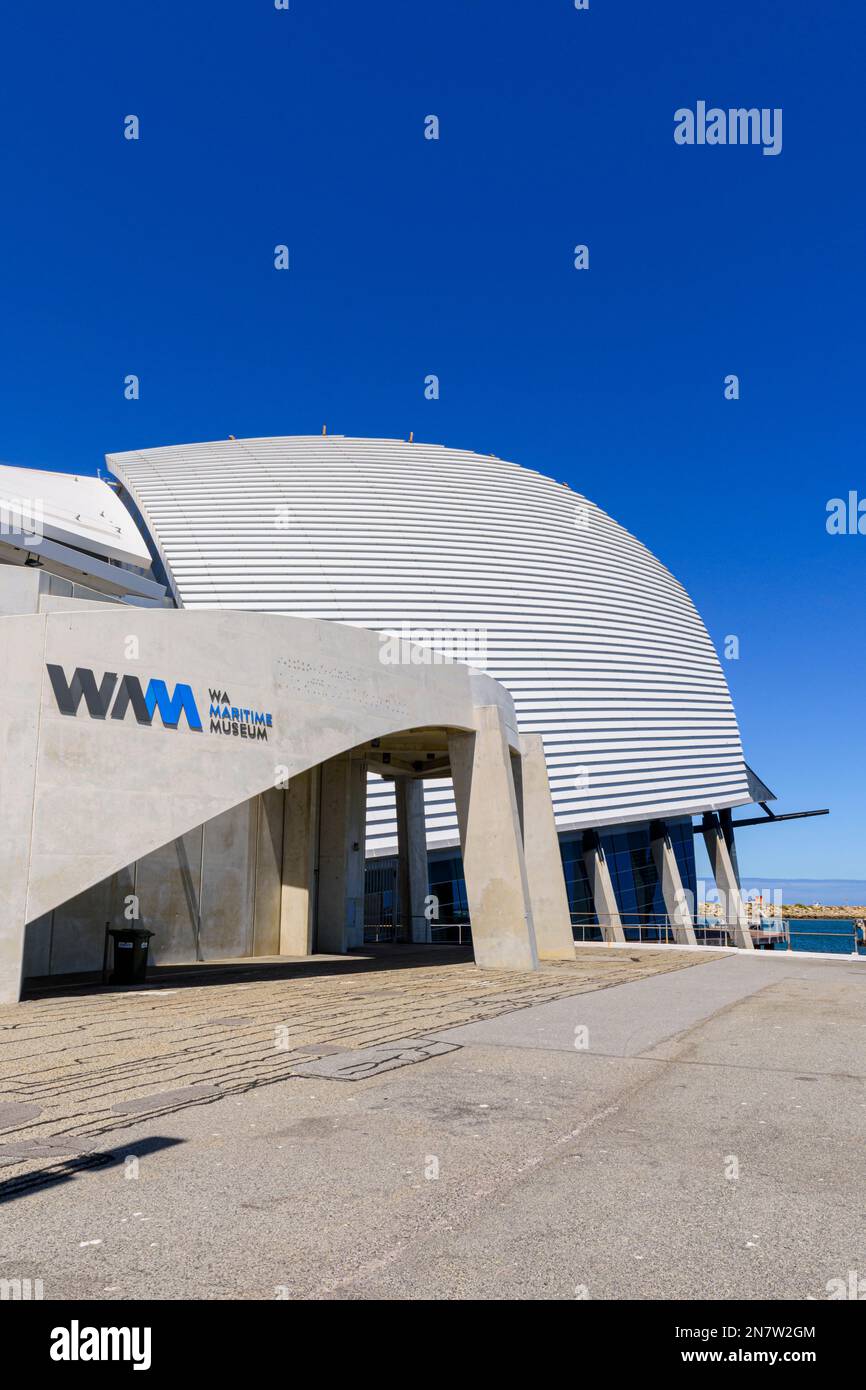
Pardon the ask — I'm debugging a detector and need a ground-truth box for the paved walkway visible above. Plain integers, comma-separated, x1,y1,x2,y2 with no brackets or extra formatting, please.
0,948,862,1300
0,946,709,1179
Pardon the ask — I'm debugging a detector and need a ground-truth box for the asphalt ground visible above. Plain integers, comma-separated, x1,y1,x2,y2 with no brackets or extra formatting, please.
0,948,862,1300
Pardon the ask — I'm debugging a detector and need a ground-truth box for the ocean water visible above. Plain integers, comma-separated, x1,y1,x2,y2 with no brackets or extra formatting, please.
774,920,861,956
694,919,863,955
729,878,866,954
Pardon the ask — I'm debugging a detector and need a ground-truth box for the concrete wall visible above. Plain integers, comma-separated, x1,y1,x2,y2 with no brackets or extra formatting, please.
1,606,531,1001
9,607,485,930
21,791,286,979
135,827,203,963
0,565,122,616
252,788,284,956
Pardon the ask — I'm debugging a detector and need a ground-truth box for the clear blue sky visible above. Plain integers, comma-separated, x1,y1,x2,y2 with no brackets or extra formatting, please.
0,2,862,881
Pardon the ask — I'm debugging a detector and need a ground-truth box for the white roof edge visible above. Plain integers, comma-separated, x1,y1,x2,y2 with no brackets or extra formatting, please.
0,462,153,568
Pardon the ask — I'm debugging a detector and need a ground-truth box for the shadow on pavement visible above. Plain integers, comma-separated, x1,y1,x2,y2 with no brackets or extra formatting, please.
0,1135,184,1205
22,943,475,1000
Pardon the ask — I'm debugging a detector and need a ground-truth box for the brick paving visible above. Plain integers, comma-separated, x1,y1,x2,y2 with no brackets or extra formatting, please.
0,946,720,1187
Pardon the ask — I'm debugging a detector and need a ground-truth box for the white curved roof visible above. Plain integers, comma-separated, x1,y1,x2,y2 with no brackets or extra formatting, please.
0,462,152,567
0,462,164,601
108,436,751,852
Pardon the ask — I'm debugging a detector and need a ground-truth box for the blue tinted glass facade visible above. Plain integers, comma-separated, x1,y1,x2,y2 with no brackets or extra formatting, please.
562,819,697,941
367,818,698,942
427,854,469,923
560,835,602,940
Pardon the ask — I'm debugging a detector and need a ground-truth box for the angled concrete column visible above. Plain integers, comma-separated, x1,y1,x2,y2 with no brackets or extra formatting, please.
719,807,741,887
518,734,575,959
702,812,753,950
396,778,430,943
316,755,367,954
448,706,538,972
582,830,625,942
650,819,697,945
279,767,320,956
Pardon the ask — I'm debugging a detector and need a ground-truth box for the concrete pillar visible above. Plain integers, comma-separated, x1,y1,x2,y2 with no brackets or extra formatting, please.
719,807,741,887
396,778,430,943
346,759,367,948
582,830,625,942
649,820,697,945
0,617,43,1004
279,767,319,956
316,755,366,954
518,734,575,959
702,812,753,950
448,706,538,972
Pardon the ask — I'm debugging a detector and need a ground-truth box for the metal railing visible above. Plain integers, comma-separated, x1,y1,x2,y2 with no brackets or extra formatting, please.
571,911,680,944
783,920,864,955
364,910,865,956
363,924,399,944
429,922,470,946
572,912,866,955
363,921,471,946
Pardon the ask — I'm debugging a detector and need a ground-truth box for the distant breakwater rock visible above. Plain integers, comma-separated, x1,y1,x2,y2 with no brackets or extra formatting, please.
781,905,866,918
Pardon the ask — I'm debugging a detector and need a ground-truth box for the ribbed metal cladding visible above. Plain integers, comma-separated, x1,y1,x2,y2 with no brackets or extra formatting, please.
108,436,751,855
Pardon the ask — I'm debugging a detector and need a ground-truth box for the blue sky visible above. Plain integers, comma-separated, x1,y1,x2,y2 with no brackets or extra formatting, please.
0,1,862,881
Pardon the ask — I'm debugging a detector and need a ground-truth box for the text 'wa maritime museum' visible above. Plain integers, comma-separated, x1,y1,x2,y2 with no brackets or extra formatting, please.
0,436,799,1003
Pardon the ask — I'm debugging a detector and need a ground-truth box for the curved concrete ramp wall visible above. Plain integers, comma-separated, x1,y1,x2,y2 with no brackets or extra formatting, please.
0,608,494,969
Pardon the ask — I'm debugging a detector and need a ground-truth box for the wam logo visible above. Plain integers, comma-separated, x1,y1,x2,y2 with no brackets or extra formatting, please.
47,666,202,731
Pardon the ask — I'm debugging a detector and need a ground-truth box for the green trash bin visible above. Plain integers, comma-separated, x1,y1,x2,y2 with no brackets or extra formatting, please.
109,927,154,985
